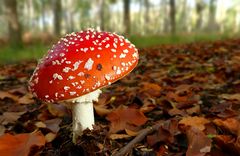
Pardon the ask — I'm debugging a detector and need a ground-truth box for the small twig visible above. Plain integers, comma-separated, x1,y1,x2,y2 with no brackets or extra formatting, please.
113,123,161,156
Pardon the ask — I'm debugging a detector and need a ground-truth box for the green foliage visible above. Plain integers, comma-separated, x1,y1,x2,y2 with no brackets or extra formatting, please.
130,33,234,48
0,33,237,64
0,44,48,64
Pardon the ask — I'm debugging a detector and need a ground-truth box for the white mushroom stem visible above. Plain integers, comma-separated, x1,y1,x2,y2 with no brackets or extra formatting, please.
71,89,102,143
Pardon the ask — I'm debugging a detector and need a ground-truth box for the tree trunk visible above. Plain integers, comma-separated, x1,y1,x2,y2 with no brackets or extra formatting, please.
123,0,131,35
144,0,150,33
4,0,22,47
53,0,62,36
207,0,218,31
179,0,187,32
161,0,169,33
41,0,47,32
195,0,204,30
169,0,176,35
99,0,106,31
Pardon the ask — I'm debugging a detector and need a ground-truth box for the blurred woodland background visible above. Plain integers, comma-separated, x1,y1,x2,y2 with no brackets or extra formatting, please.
0,0,240,62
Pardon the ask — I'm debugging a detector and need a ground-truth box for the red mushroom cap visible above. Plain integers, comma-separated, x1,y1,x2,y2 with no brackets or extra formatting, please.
29,29,139,102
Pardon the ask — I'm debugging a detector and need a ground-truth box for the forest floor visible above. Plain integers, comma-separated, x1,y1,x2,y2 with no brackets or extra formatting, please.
0,39,240,156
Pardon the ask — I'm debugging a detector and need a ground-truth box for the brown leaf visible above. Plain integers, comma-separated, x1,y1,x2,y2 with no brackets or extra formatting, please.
94,105,112,117
35,118,61,133
147,120,179,146
18,93,34,104
44,118,62,133
186,127,212,156
213,118,240,135
94,94,113,117
140,98,156,113
0,111,26,125
45,132,57,143
106,107,148,133
179,116,210,131
166,91,199,108
140,82,162,97
186,105,200,115
0,91,18,101
219,94,240,101
147,126,172,146
0,131,45,156
125,128,139,136
0,125,5,136
168,107,186,116
47,103,68,117
35,121,46,128
213,135,240,155
9,86,28,95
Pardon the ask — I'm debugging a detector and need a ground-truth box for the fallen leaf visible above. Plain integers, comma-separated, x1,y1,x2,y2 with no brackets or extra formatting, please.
0,131,45,156
35,121,46,128
0,111,26,125
94,94,113,116
140,98,156,113
125,128,139,136
140,82,162,97
106,107,148,133
0,91,18,101
179,116,210,131
44,118,62,133
94,105,112,117
45,132,57,143
18,93,34,104
47,103,68,117
147,126,172,146
147,120,179,146
0,125,5,136
186,105,200,115
213,118,240,135
9,86,27,95
219,94,240,101
35,118,61,133
186,127,212,156
213,135,240,155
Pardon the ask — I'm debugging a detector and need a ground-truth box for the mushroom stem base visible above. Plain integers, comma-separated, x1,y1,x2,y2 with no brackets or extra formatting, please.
71,89,102,143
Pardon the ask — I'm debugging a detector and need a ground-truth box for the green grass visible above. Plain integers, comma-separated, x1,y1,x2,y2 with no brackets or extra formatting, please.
129,32,235,48
0,33,238,64
0,44,48,64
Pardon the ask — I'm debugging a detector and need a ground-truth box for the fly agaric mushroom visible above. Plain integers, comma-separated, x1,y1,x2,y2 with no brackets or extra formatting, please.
29,28,138,143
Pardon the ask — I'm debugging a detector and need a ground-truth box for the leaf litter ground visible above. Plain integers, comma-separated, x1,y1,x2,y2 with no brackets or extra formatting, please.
1,39,240,156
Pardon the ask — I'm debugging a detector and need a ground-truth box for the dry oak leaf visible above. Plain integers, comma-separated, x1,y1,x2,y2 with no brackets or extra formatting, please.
47,103,68,117
186,127,212,156
94,94,113,117
0,131,45,156
0,125,6,136
45,132,57,143
213,118,240,135
0,111,26,125
35,118,62,133
9,86,28,95
0,91,18,101
179,116,210,131
106,107,148,134
140,82,162,97
219,93,240,101
18,93,34,104
147,119,179,146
